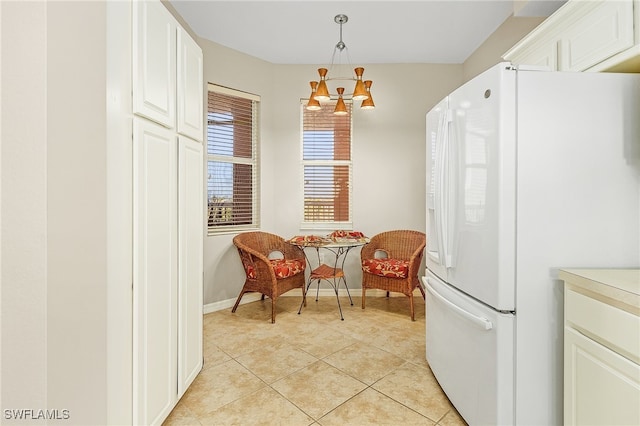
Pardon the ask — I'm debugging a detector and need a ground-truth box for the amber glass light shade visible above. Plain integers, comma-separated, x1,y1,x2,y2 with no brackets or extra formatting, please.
314,68,331,101
352,67,369,101
334,87,348,115
306,81,322,111
360,80,375,110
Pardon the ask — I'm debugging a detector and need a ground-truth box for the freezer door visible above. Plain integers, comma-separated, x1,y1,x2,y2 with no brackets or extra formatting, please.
425,97,450,282
446,64,517,311
425,271,515,425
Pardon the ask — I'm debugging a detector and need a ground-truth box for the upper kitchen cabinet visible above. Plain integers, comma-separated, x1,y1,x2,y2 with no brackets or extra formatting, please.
177,27,204,142
133,0,204,140
133,1,176,127
504,0,640,72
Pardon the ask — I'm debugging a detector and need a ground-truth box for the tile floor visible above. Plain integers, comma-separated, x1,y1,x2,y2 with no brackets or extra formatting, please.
164,290,467,425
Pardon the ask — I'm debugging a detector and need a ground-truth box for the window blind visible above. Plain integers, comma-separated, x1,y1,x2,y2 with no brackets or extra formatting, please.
207,85,259,233
301,101,352,226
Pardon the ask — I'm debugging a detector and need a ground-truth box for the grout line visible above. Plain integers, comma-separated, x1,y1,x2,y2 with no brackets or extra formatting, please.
187,297,457,426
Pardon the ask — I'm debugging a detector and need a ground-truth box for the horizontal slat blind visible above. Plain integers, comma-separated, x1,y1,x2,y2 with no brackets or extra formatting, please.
302,101,352,225
207,86,259,233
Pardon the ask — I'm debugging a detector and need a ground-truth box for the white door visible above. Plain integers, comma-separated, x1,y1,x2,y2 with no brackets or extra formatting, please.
177,136,204,397
425,271,515,426
177,27,204,142
425,97,450,282
133,0,176,128
444,64,517,311
133,118,178,426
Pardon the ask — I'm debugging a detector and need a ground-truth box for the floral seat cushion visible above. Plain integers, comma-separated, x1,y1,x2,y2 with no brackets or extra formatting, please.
361,258,409,278
244,258,306,280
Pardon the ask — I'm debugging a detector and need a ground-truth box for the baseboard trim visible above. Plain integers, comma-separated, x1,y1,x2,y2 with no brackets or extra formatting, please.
203,288,405,314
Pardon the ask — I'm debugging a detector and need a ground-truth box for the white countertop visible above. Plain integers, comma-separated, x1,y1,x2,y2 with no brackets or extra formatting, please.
559,269,640,315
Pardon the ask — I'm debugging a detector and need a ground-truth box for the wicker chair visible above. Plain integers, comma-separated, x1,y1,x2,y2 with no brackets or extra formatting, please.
360,230,426,320
232,231,307,323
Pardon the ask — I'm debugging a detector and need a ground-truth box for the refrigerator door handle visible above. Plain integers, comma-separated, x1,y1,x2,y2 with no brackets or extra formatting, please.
432,111,447,266
435,110,451,268
425,277,493,330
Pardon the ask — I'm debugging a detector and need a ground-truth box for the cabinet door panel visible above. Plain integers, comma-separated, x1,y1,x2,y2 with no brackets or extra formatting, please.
133,118,178,426
133,0,176,127
177,136,204,397
177,27,204,141
520,41,558,70
560,0,634,71
564,327,640,426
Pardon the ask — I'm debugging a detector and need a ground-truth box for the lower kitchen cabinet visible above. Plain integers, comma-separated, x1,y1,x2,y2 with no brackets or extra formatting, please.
560,269,640,426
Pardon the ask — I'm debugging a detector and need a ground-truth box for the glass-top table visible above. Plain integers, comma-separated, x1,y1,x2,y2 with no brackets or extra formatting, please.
288,236,369,320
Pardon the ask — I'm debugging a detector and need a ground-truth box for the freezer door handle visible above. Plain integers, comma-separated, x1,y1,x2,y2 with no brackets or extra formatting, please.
425,277,493,330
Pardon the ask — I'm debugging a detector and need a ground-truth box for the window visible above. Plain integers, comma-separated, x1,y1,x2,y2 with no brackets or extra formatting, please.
207,84,260,234
301,100,352,228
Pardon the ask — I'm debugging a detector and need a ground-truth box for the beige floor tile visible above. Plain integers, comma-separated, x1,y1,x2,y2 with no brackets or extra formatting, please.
180,359,266,417
332,314,392,342
275,294,308,312
317,388,434,426
209,324,287,358
271,360,368,420
323,341,405,385
162,401,201,426
235,343,318,384
169,297,464,426
298,295,357,322
372,362,453,422
198,387,314,426
368,330,428,365
202,338,232,371
229,296,304,323
290,322,359,359
437,407,468,426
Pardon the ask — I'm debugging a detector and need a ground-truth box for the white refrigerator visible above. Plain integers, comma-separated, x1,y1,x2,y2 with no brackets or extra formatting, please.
424,62,640,425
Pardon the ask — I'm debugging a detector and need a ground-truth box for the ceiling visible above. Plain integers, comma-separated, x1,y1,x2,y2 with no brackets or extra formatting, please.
169,0,566,65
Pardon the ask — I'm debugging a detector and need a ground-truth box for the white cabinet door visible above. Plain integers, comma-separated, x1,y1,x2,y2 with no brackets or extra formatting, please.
133,0,176,128
516,40,559,70
177,27,204,142
564,327,640,425
559,0,634,71
133,118,178,426
177,136,204,398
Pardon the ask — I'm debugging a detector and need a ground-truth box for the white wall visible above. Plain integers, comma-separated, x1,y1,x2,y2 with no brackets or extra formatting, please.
463,15,545,81
200,39,277,306
1,1,48,415
1,2,113,424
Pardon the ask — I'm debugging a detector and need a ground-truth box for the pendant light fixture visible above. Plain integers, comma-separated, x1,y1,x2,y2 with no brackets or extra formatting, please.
360,80,375,110
306,14,376,114
306,81,322,111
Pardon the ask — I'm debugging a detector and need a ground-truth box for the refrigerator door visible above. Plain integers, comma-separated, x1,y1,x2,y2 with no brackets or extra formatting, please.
425,97,451,282
424,271,515,425
445,64,517,311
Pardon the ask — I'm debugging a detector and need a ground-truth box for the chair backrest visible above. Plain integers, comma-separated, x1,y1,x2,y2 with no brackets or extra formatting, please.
233,231,285,257
363,230,426,260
